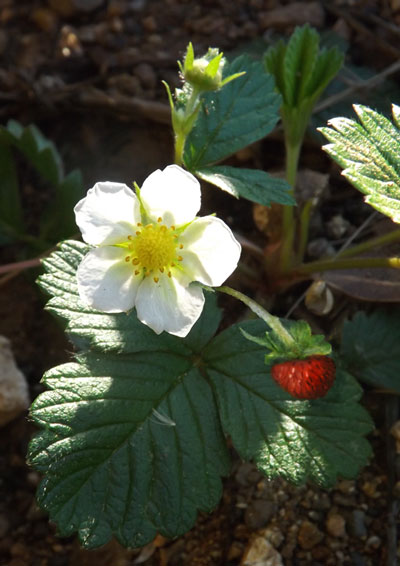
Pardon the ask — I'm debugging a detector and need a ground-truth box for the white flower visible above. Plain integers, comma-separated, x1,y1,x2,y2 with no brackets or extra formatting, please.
74,165,241,337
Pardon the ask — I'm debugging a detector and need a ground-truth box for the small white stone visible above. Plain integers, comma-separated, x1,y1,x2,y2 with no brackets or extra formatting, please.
0,336,29,427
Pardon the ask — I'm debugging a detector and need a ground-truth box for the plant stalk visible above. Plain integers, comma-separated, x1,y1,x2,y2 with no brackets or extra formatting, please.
279,140,301,273
297,255,400,275
335,229,400,259
216,285,295,347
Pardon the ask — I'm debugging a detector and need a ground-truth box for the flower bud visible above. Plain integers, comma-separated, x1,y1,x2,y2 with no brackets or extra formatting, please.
180,43,225,92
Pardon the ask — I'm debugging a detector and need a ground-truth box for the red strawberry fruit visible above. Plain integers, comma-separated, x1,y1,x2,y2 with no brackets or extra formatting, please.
270,355,336,400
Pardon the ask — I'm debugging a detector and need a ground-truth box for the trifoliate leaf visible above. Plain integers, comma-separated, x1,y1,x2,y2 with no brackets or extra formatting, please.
264,25,343,147
195,165,295,206
340,309,400,392
184,55,281,169
31,241,228,548
29,354,229,549
283,24,320,106
265,25,343,109
204,320,373,486
320,104,400,223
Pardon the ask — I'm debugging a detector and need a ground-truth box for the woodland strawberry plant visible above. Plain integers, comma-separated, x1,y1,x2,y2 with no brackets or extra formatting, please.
27,30,400,549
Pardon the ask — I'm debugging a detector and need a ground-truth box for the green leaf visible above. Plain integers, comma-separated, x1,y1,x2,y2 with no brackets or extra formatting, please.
304,46,344,101
264,25,343,109
40,169,84,241
204,320,373,486
320,104,400,223
340,310,400,392
1,120,63,186
283,24,320,106
31,240,228,548
264,40,286,101
0,142,24,242
29,354,229,548
32,240,372,548
264,25,343,147
184,55,281,169
195,165,295,206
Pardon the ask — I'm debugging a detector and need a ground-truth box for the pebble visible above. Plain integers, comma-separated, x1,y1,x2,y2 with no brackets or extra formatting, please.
244,500,277,530
336,480,356,495
326,214,351,239
349,509,367,538
326,513,346,538
260,526,284,548
307,237,336,259
332,493,357,507
305,280,334,316
235,462,262,488
365,535,381,550
297,521,324,550
259,1,325,29
0,336,30,427
241,536,283,566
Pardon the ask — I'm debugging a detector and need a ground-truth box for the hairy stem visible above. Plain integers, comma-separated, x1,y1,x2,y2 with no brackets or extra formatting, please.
297,255,400,275
216,285,295,347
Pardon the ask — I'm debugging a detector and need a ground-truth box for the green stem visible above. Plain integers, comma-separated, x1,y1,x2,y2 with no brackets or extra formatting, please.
297,200,313,263
216,285,295,347
297,255,400,275
280,140,301,273
174,132,185,166
335,228,400,259
174,88,200,166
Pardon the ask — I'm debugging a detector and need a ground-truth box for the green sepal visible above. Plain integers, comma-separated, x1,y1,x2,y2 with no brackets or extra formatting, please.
241,317,331,364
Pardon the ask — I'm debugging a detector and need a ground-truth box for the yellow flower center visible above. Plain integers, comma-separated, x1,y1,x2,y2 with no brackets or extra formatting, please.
124,217,184,282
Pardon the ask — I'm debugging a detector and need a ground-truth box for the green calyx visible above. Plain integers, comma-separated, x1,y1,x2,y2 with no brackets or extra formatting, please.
180,42,244,92
242,318,332,365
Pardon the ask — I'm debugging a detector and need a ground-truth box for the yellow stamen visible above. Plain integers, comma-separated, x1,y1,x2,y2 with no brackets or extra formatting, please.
125,256,131,262
179,244,184,249
154,277,159,283
168,271,172,278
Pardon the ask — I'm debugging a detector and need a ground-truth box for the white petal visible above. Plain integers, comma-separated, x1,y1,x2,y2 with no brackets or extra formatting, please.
77,247,141,313
179,216,241,286
135,273,205,337
74,182,141,246
140,165,201,226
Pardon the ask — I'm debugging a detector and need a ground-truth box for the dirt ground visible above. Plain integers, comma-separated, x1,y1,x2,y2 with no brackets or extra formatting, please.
1,0,400,564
